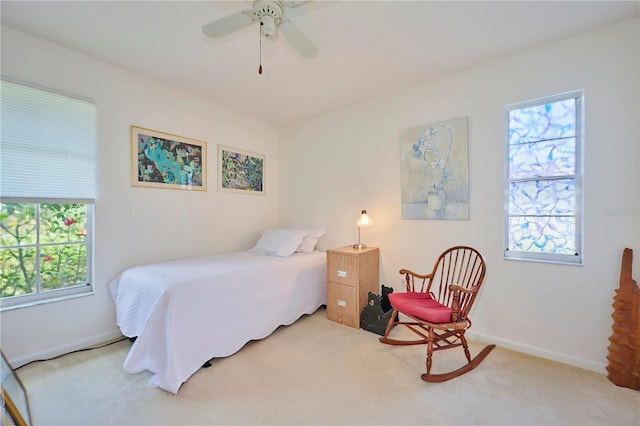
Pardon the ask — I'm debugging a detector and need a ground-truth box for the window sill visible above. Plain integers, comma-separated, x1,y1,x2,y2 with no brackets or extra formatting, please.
504,254,583,266
0,289,94,312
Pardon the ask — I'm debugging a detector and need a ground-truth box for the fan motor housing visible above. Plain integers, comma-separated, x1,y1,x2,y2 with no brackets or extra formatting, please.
253,0,283,37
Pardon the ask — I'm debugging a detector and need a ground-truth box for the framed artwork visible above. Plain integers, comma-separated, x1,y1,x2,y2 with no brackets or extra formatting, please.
217,145,265,195
1,350,32,426
400,116,469,220
131,126,207,191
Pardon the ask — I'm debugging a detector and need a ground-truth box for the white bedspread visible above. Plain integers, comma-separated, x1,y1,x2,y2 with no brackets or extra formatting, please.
109,251,327,394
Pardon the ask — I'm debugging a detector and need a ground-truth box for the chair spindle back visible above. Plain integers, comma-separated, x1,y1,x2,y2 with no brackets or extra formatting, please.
429,246,486,321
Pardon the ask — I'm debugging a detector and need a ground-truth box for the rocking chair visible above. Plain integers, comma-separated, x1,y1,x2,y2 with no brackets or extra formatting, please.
379,246,495,382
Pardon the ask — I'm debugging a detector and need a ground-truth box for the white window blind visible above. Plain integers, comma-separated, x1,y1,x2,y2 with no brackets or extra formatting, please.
0,79,96,199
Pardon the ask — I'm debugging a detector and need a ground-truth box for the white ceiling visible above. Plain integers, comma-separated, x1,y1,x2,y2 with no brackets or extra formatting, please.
1,1,638,126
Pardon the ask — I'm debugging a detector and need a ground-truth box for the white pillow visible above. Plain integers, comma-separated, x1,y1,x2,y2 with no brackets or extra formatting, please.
288,225,326,253
249,229,309,257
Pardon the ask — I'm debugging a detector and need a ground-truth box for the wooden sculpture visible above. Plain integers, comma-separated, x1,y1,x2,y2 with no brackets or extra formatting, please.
606,248,640,390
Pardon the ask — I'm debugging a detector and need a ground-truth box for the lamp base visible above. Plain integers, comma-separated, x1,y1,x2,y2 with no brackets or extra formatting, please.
352,243,367,250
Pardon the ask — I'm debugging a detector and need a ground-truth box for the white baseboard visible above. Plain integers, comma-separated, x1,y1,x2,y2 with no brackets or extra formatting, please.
11,328,608,376
10,329,124,368
467,330,607,375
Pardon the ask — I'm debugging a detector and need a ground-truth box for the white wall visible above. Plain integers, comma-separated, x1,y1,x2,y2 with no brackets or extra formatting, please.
279,18,640,373
0,27,280,365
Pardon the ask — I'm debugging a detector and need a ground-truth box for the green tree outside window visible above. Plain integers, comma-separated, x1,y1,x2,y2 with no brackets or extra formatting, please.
1,203,89,298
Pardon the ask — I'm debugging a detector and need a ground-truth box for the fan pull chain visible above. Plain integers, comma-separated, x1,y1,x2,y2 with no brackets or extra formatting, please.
258,24,263,75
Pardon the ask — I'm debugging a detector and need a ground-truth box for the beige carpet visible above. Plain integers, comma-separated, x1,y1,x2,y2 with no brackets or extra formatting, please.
16,308,640,426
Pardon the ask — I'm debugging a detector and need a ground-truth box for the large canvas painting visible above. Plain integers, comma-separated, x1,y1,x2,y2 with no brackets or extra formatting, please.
400,117,469,220
217,145,265,195
131,126,207,191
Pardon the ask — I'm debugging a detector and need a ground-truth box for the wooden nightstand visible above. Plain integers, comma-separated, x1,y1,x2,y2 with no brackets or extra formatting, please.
326,246,380,328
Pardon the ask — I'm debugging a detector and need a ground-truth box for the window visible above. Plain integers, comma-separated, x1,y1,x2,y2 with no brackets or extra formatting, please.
0,79,96,309
504,91,583,264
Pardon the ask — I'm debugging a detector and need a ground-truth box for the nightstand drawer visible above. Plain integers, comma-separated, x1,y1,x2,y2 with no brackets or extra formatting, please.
327,251,358,286
327,281,358,328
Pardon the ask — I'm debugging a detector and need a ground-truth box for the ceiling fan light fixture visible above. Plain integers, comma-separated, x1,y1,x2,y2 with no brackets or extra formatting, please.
260,15,276,37
254,1,283,30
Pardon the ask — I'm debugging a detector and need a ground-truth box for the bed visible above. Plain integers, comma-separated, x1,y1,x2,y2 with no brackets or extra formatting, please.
109,228,326,394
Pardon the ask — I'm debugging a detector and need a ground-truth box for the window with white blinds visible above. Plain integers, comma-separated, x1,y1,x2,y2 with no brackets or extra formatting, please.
1,79,96,310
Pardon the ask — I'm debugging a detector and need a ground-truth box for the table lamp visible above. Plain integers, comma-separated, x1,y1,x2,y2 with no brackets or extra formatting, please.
353,209,374,249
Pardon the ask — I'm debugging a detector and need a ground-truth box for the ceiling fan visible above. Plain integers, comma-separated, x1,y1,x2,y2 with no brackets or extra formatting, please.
201,1,318,58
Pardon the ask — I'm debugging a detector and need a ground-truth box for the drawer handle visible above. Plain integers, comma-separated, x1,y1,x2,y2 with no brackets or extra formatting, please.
337,270,347,278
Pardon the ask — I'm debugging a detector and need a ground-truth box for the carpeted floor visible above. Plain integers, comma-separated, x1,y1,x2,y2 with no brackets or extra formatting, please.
15,308,640,425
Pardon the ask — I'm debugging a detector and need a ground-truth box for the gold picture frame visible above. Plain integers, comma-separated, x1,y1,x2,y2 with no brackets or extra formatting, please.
217,145,265,195
131,126,207,191
1,350,32,426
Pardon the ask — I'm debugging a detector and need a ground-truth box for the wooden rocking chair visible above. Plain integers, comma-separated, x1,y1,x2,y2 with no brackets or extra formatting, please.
380,246,495,382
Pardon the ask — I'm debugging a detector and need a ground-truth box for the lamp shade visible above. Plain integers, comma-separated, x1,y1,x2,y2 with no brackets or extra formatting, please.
353,209,374,249
357,210,374,228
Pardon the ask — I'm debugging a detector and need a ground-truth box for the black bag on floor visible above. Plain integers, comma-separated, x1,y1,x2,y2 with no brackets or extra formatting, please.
360,285,395,336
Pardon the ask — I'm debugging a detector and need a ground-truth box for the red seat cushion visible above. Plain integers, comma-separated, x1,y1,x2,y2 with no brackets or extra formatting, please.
388,292,452,324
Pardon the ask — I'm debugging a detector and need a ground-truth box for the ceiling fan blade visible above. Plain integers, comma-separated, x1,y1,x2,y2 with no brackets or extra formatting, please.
279,17,317,58
201,10,254,38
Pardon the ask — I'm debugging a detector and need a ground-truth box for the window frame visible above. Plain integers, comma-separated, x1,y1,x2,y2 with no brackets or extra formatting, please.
503,90,584,265
0,198,95,311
